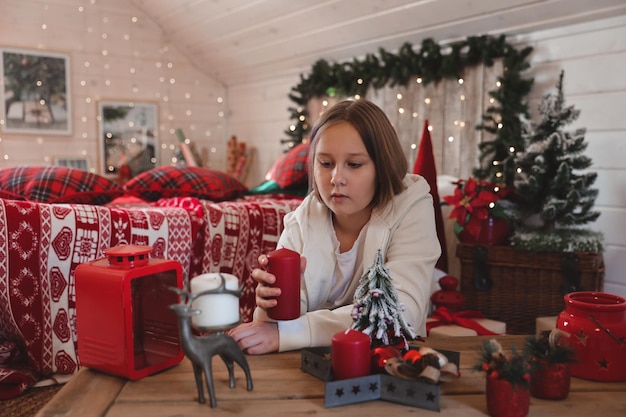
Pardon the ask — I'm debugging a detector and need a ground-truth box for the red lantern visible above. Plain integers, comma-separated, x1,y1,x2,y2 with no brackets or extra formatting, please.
75,245,184,380
557,292,626,382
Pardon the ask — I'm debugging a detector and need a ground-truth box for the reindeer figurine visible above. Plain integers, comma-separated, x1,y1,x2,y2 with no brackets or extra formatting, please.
169,275,253,408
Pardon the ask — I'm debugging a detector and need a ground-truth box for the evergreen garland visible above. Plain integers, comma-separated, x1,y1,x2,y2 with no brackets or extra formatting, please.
283,35,533,187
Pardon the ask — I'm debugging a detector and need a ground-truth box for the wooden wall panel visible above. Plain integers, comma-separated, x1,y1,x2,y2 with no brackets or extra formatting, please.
228,16,626,298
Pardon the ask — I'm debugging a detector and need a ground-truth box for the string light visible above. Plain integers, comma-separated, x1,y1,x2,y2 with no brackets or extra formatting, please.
0,2,227,170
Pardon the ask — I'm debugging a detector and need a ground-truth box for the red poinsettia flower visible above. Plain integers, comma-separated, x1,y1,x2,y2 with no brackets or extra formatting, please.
442,178,503,239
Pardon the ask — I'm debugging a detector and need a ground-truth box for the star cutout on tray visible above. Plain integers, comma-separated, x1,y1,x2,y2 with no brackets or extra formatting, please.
406,387,416,397
386,382,397,393
426,391,436,402
335,387,344,398
351,385,361,395
369,382,378,392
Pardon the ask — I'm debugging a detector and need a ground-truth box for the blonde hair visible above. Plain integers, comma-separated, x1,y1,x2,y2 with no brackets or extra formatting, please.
308,99,407,209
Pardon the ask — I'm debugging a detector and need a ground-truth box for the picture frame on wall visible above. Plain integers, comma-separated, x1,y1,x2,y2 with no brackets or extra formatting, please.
55,156,90,172
98,101,158,178
0,48,71,135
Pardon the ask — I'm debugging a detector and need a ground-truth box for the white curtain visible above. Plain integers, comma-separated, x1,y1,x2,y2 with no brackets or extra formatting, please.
307,60,502,180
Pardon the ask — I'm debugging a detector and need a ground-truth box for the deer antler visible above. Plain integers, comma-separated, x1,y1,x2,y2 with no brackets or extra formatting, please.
169,286,195,305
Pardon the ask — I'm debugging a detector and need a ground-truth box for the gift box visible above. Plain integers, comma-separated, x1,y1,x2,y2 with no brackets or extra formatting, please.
427,317,506,337
301,346,460,410
535,316,558,335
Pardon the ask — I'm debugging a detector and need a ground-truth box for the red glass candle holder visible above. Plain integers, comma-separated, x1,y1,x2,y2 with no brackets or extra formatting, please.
530,361,571,400
75,245,184,380
486,376,530,417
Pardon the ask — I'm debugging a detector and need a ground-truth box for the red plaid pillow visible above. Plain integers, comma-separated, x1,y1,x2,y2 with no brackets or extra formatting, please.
0,189,25,201
123,166,247,202
266,142,309,188
0,166,124,204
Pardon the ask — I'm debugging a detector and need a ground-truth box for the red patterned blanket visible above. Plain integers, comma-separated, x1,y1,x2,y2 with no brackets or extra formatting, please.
0,196,302,398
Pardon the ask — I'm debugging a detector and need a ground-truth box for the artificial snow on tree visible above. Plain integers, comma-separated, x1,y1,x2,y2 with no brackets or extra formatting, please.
512,70,603,252
351,249,417,350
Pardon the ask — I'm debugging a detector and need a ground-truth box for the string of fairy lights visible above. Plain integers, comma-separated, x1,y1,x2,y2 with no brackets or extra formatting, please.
297,72,503,181
0,0,227,173
282,35,533,187
1,2,533,186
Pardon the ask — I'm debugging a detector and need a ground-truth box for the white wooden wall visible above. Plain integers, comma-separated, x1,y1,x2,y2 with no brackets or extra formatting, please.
0,0,228,173
1,1,624,299
229,15,626,299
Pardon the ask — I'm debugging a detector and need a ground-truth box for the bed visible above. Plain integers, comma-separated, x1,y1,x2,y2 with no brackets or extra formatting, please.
0,162,306,399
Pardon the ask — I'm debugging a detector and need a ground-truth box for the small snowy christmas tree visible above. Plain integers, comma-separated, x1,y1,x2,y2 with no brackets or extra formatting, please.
512,70,603,252
351,249,417,350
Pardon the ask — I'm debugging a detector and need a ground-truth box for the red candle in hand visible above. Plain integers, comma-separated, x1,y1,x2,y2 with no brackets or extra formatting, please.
266,248,301,320
331,329,371,380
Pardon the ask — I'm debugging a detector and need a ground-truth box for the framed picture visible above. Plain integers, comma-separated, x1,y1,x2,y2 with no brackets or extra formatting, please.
98,101,158,178
1,48,71,135
55,156,90,172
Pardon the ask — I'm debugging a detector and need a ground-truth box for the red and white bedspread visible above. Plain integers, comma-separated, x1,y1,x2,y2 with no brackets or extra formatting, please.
0,195,302,398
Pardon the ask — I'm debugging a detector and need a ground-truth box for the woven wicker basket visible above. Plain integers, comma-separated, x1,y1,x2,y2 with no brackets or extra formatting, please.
456,243,605,334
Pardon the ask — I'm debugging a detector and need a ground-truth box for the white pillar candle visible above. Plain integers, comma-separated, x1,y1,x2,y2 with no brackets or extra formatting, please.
189,273,240,329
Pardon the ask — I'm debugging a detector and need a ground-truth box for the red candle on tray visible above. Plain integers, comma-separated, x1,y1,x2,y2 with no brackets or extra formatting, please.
331,329,371,380
266,248,301,320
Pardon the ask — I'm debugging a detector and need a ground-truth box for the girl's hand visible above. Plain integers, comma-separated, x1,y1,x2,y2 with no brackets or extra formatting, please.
251,254,280,310
229,321,279,354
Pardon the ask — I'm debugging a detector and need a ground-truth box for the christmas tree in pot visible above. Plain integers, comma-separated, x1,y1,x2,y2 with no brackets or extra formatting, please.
351,249,417,350
512,70,603,252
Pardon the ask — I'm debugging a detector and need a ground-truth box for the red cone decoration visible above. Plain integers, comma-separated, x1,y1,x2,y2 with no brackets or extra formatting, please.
413,120,448,272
